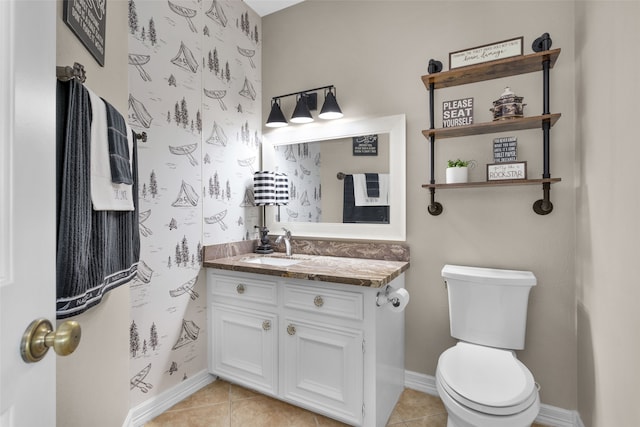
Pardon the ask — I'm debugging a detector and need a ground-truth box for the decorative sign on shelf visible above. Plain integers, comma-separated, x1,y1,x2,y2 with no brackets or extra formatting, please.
487,161,527,181
493,136,517,163
442,98,474,128
449,37,523,70
63,0,107,66
352,134,378,156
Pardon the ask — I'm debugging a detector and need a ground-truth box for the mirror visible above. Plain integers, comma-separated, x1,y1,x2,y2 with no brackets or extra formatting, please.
262,114,406,241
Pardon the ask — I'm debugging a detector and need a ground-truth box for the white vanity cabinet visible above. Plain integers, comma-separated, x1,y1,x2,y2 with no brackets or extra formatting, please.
207,268,406,427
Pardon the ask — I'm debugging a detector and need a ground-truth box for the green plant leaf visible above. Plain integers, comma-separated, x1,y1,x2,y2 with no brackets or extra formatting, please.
447,158,469,167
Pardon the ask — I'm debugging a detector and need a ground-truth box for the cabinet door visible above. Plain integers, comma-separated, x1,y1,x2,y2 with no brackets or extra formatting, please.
211,304,278,395
282,318,363,425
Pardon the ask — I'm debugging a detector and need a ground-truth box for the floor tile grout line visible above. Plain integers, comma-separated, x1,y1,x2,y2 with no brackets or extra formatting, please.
227,383,232,427
164,401,229,414
400,411,448,423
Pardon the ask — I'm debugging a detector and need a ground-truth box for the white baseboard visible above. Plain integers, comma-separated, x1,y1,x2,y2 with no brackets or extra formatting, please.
404,370,584,427
123,370,216,427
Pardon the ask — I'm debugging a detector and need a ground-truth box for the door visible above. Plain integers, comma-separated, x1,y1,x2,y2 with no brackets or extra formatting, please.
1,1,57,425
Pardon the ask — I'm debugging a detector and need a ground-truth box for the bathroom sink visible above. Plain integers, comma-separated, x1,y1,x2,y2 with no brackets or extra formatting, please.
243,256,303,267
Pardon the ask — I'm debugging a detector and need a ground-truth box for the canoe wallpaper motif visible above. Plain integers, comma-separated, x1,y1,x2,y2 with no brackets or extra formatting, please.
272,142,323,223
127,0,261,406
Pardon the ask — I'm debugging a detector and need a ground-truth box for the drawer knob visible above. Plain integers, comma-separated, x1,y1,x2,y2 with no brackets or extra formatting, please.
236,284,245,294
313,295,324,307
287,324,296,336
262,320,271,331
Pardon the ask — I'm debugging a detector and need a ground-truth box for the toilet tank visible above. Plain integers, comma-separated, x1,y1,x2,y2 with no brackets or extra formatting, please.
441,265,536,350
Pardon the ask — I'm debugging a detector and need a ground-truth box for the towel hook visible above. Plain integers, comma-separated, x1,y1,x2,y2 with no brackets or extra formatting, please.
135,131,148,142
56,62,86,83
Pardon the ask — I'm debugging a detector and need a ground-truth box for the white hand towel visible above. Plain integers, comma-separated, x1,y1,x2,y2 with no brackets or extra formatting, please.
87,88,134,211
353,173,390,206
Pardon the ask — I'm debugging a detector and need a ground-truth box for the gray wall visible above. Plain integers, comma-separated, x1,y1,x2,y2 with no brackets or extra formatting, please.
56,1,131,425
576,2,640,426
264,0,578,410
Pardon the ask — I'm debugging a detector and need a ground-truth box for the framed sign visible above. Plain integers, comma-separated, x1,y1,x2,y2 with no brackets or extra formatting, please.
352,134,378,156
487,161,527,181
493,136,517,163
63,0,107,66
449,37,523,70
443,97,473,128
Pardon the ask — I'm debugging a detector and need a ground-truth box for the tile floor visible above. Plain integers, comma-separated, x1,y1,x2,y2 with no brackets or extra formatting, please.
145,378,549,427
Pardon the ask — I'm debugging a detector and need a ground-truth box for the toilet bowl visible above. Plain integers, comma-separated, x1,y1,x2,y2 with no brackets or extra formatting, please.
437,265,540,427
435,342,540,427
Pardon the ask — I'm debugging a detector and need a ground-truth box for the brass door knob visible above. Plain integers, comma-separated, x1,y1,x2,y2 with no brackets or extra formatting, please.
21,318,82,363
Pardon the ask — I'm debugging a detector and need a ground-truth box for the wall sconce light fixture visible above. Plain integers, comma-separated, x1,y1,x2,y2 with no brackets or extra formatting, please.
266,85,343,128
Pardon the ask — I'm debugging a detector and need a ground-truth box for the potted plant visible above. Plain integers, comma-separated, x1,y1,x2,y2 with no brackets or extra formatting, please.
446,158,470,183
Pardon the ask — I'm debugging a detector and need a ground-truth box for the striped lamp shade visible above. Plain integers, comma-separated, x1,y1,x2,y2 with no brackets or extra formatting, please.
253,171,289,206
275,173,289,205
253,171,276,206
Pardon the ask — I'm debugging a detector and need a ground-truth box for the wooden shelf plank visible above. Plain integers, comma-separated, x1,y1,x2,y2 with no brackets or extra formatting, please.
422,113,561,140
421,49,561,90
422,177,561,189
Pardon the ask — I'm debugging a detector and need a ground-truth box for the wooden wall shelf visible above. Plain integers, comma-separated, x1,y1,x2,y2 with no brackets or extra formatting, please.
422,178,561,189
422,34,560,216
421,48,561,90
422,113,561,140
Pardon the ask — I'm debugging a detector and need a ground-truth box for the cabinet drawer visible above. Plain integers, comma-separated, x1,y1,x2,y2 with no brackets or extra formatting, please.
283,284,363,321
210,273,278,305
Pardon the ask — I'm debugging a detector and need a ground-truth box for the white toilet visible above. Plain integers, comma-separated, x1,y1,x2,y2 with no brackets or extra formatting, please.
436,265,540,427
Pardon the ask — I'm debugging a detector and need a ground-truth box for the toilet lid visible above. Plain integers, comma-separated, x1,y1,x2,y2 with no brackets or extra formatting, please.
437,342,537,415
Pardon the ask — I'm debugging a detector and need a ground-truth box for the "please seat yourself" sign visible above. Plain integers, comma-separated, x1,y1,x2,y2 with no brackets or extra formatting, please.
443,98,473,128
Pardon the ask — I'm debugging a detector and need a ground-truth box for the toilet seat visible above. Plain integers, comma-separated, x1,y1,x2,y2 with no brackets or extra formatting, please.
437,342,537,416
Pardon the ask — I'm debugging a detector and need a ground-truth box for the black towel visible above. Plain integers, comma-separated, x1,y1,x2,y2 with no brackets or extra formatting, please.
342,175,389,224
365,173,379,198
103,99,133,184
56,80,140,319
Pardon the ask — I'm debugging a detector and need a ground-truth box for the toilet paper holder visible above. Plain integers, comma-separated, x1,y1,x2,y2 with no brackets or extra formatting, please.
376,285,401,308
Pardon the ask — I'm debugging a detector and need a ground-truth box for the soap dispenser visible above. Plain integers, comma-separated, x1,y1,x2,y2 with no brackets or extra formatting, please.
254,225,274,254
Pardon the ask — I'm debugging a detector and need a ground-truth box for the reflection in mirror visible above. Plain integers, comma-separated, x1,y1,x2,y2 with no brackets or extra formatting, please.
262,114,405,241
271,134,390,224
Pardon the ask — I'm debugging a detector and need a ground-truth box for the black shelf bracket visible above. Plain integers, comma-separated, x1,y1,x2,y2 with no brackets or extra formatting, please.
532,32,552,53
533,33,554,215
428,59,443,74
427,60,443,216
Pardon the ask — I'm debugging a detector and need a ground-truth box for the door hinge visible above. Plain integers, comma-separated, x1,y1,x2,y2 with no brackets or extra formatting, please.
362,403,365,418
362,338,366,353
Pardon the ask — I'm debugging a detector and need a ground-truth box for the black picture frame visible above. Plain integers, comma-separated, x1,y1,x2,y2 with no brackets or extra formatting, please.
63,0,107,67
449,37,523,70
352,134,378,156
487,161,527,181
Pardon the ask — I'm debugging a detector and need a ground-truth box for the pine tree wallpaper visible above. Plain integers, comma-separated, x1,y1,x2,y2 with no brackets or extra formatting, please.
272,142,323,223
127,0,261,405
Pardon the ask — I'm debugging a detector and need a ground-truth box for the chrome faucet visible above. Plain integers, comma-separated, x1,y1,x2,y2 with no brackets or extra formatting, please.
275,228,292,257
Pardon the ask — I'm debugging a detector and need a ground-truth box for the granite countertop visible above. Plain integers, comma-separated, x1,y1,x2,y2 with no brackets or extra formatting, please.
204,253,410,288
